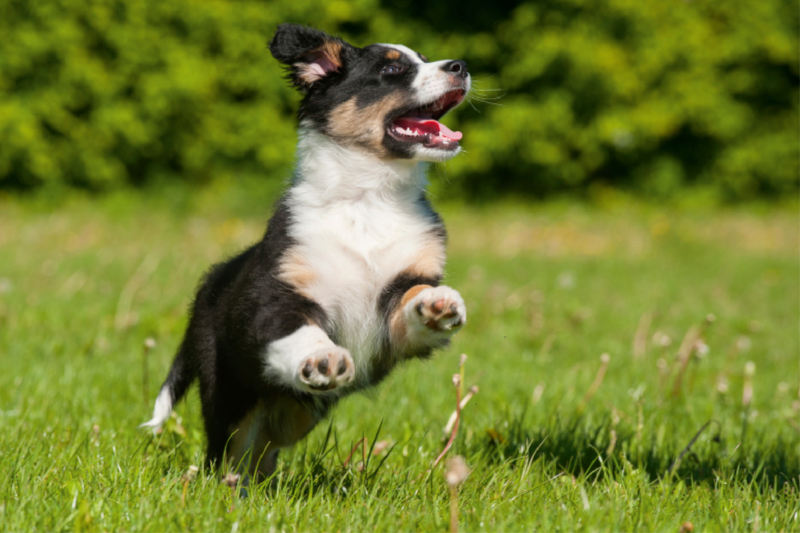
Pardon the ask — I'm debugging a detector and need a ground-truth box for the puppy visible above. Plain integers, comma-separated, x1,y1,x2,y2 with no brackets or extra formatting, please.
143,23,470,483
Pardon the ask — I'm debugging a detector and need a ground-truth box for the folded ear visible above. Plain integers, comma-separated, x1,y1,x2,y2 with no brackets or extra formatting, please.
269,24,351,90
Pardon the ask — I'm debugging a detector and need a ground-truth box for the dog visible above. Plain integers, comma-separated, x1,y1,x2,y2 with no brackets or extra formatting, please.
142,23,470,484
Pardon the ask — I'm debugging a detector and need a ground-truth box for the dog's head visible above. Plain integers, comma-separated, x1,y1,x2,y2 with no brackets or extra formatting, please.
269,24,470,162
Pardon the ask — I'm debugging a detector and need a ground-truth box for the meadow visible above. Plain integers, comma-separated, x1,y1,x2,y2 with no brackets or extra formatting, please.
0,186,798,531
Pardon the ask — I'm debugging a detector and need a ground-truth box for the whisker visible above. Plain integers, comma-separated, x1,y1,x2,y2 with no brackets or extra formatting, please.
468,91,506,100
467,96,503,107
466,99,482,113
470,96,504,104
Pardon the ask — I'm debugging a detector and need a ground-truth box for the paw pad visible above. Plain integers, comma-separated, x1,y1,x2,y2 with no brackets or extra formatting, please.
298,346,354,392
408,286,467,334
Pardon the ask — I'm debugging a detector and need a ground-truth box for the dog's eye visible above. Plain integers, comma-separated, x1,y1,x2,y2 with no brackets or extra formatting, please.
381,64,406,75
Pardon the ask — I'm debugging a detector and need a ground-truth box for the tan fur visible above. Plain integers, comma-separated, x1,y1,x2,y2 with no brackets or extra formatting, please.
320,41,343,68
278,248,317,298
228,396,319,480
296,41,344,85
388,283,432,344
327,94,408,158
386,233,446,344
228,404,272,478
407,237,446,279
400,284,432,309
385,49,401,60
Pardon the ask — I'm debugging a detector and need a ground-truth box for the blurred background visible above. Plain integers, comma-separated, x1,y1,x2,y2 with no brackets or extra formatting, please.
0,0,797,202
1,3,798,527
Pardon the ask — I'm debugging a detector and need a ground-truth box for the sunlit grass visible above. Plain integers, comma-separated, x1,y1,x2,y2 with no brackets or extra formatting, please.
0,189,798,531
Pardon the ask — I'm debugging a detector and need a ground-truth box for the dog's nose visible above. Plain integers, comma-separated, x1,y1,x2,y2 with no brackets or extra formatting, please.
443,60,468,78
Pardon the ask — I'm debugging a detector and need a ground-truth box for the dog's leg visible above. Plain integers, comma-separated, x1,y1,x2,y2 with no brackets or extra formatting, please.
225,402,279,489
385,281,467,354
263,325,355,393
226,394,321,489
200,367,257,474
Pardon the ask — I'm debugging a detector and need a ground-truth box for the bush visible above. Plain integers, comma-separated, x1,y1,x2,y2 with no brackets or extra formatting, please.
0,0,797,201
0,0,377,189
395,0,799,201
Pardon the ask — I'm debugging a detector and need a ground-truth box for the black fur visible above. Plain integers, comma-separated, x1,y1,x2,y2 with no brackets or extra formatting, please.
165,200,334,466
268,24,344,65
268,24,445,159
149,24,465,475
268,24,355,92
158,194,444,468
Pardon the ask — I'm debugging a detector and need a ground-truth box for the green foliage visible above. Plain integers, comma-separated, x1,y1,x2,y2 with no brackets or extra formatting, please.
0,0,377,189
404,0,799,200
0,0,797,200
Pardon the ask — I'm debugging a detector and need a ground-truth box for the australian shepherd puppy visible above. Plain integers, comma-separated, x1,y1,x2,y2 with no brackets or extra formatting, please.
143,23,470,483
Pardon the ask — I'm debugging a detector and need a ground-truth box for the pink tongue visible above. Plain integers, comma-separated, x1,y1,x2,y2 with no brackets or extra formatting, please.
394,117,463,141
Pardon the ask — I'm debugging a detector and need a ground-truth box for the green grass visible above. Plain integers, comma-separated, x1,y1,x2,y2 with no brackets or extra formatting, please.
1,187,798,531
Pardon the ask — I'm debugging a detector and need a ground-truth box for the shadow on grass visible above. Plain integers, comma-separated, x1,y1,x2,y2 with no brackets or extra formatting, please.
473,412,800,491
143,413,799,498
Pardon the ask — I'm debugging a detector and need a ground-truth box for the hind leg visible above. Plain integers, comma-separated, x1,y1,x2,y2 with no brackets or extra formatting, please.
225,396,319,485
201,388,271,493
197,359,257,472
225,401,274,482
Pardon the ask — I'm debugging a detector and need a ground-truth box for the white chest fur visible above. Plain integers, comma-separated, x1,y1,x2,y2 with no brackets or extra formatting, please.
286,184,439,384
282,131,444,385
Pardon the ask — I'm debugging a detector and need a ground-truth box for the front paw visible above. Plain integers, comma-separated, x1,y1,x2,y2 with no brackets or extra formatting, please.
404,286,467,341
298,346,355,393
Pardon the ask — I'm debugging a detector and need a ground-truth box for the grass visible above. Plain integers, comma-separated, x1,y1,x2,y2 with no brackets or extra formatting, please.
0,185,798,531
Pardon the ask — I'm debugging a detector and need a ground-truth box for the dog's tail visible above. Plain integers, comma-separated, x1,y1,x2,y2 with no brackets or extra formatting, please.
140,343,196,430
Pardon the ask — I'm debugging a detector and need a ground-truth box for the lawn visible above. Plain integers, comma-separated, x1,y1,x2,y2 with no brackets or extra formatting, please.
0,186,798,531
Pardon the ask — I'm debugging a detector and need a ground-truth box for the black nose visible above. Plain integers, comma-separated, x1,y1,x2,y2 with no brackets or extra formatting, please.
443,60,468,78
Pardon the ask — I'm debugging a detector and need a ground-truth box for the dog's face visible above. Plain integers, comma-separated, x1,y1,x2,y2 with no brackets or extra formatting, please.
269,24,470,162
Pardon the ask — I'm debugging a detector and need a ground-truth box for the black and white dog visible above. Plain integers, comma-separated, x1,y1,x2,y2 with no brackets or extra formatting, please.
143,23,470,482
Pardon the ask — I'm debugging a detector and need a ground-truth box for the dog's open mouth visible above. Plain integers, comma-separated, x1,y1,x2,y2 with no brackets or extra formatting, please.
387,89,466,149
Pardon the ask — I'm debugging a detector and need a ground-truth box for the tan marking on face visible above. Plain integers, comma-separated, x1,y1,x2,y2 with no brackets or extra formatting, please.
385,49,401,60
327,94,408,158
278,248,317,298
389,283,433,345
228,396,320,480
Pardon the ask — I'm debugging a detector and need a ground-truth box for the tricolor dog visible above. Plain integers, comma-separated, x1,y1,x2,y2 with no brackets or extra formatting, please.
143,23,470,483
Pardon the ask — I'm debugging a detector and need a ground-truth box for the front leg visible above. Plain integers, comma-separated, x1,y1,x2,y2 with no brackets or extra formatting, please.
263,325,355,393
386,282,467,354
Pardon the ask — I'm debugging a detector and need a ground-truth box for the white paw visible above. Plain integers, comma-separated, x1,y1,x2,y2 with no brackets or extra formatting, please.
297,346,355,393
403,286,467,344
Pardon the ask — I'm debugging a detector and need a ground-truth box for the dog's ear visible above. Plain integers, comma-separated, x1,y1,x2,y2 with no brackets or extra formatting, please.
269,24,352,90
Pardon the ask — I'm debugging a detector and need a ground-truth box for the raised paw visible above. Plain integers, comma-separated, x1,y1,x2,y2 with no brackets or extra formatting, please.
404,286,467,340
298,346,355,392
